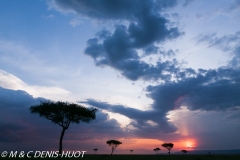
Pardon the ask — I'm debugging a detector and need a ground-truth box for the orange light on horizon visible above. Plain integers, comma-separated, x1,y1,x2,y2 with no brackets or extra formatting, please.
186,141,193,148
118,138,164,150
172,138,197,151
184,139,197,149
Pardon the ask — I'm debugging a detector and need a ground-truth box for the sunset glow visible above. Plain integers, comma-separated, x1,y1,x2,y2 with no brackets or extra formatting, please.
119,138,164,150
185,140,195,149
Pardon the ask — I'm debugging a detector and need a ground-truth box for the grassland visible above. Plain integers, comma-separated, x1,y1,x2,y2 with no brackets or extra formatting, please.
4,154,240,160
81,154,240,160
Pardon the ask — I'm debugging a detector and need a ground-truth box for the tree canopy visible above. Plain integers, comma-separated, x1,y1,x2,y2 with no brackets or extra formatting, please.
130,150,133,154
181,150,188,154
162,143,174,156
106,140,122,155
94,148,98,154
153,147,161,154
30,101,97,154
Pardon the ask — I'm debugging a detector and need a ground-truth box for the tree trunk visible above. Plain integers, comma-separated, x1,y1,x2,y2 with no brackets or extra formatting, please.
168,151,170,156
111,148,114,156
59,127,66,154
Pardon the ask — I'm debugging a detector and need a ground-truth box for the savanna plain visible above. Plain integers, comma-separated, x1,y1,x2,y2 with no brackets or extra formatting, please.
4,155,240,160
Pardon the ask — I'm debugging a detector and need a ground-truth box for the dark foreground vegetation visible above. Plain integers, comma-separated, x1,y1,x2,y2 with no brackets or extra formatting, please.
4,154,240,160
82,154,240,160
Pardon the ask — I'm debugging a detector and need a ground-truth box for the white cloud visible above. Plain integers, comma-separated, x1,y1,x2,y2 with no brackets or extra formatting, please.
0,70,70,101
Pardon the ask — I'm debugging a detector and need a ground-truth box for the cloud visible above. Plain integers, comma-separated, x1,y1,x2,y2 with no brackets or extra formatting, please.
168,107,240,149
0,87,126,151
82,65,240,137
49,0,186,81
182,0,195,7
69,18,83,27
48,0,240,147
143,45,159,55
0,70,70,101
49,0,178,20
196,31,240,67
81,99,178,138
225,0,240,12
0,87,46,143
197,31,240,52
146,67,240,112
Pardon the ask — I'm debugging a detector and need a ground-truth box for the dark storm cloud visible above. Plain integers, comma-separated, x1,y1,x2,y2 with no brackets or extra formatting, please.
51,0,240,138
0,87,45,142
85,28,189,81
81,99,157,121
143,45,176,57
143,45,159,55
81,99,178,137
51,0,185,81
50,0,178,20
147,68,240,112
0,87,126,151
82,65,240,137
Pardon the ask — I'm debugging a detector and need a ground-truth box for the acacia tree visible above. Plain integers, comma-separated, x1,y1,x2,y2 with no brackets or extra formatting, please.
106,140,122,155
181,150,187,154
30,101,97,154
94,149,98,155
130,150,133,154
153,148,161,154
162,143,174,156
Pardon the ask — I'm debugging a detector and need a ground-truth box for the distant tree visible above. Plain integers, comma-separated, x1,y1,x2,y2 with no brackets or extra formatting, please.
153,148,161,154
130,150,133,154
30,101,97,154
94,148,98,155
181,150,187,154
162,143,174,156
106,140,122,156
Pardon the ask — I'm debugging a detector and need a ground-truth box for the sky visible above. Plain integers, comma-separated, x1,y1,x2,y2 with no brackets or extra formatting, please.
0,0,240,155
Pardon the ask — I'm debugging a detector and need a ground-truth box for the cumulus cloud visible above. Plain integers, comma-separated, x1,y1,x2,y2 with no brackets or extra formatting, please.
49,0,187,81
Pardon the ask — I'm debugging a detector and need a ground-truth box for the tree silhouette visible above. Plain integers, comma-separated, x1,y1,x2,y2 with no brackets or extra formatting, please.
162,143,174,156
30,101,97,154
153,148,161,154
106,140,122,156
94,148,98,155
130,150,133,154
181,150,187,154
